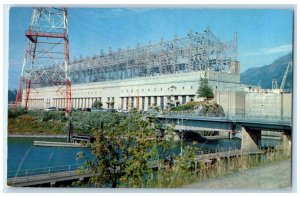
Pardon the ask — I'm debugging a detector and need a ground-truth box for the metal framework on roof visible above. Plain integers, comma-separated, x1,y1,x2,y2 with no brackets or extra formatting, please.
70,28,237,84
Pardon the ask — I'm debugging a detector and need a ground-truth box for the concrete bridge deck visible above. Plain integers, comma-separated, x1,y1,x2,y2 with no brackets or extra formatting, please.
157,114,292,131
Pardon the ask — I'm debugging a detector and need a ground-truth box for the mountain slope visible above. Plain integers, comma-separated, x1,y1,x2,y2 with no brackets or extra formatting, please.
241,53,293,89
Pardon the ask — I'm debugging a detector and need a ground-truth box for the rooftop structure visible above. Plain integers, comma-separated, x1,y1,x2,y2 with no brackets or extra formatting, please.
69,28,237,84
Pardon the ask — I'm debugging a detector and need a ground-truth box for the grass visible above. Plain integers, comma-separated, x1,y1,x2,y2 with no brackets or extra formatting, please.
149,147,291,188
8,114,66,135
7,109,121,135
8,109,67,135
84,147,291,188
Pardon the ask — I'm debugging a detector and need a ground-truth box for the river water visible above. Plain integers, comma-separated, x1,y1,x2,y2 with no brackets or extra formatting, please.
7,137,281,178
7,137,92,177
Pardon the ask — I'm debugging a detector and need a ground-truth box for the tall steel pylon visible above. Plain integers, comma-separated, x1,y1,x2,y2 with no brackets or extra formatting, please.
14,7,71,114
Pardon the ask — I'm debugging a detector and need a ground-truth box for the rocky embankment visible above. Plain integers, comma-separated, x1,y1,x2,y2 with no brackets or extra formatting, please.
194,102,225,117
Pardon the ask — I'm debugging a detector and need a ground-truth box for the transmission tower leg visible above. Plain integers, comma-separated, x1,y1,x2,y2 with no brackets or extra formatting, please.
14,77,23,111
66,114,73,143
65,78,72,142
65,79,72,113
24,79,31,110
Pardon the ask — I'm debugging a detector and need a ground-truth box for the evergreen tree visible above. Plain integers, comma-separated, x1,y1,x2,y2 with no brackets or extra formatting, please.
196,72,214,99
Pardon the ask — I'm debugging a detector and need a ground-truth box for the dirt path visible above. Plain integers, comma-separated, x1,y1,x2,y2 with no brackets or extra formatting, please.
183,159,291,190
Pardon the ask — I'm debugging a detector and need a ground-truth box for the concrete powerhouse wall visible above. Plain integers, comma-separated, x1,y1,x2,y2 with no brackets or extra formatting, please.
22,69,291,120
23,70,241,110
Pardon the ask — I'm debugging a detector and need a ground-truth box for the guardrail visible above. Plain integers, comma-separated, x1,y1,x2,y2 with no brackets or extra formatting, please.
163,111,224,117
159,111,291,124
195,147,239,155
7,164,84,179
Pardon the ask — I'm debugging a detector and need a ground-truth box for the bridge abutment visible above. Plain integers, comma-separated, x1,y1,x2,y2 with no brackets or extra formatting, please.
240,126,261,152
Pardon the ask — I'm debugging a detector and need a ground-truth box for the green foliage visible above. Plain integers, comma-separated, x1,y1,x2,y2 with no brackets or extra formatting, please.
79,111,156,187
70,111,122,135
170,101,201,111
76,111,199,188
8,107,27,119
148,105,160,111
8,110,127,136
39,111,67,122
8,113,65,135
196,72,214,99
92,100,103,109
171,105,192,111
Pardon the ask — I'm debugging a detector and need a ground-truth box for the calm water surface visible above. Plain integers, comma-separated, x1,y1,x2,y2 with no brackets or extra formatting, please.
7,137,92,176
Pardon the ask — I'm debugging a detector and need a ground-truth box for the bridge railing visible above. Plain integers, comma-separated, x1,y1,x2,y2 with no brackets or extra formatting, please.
234,113,291,122
7,164,84,179
195,147,239,156
159,111,291,124
162,111,225,118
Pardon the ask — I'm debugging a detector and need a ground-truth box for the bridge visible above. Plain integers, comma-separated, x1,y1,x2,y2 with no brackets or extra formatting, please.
7,164,91,187
156,114,292,152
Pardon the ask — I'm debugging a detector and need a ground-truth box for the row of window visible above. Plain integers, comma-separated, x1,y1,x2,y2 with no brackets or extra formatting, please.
121,86,194,93
120,95,195,110
71,85,195,96
32,95,194,110
27,99,44,108
72,91,101,96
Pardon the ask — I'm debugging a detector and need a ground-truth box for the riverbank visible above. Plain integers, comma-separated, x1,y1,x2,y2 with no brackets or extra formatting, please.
7,109,101,136
8,113,65,135
183,158,291,189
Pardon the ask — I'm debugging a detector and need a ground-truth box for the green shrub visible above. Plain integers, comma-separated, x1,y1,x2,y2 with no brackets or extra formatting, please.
171,101,201,111
40,111,67,122
8,107,27,119
92,100,103,109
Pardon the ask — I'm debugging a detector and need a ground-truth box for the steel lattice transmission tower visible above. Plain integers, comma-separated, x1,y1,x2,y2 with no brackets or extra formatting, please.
14,7,71,113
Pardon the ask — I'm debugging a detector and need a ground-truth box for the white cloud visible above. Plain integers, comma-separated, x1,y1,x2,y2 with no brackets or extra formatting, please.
241,44,292,57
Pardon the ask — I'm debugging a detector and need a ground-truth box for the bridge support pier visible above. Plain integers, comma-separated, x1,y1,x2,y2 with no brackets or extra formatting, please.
240,126,261,153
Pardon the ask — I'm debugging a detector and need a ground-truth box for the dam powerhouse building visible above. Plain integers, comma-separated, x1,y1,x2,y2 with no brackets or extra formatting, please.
21,28,292,120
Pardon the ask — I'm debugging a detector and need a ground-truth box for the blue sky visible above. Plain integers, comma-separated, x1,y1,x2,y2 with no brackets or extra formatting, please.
8,7,293,89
